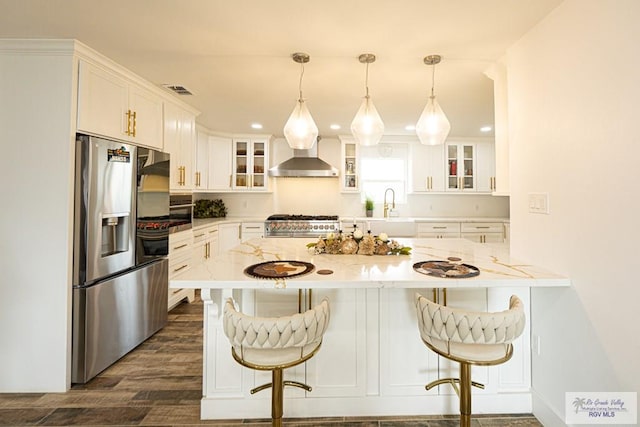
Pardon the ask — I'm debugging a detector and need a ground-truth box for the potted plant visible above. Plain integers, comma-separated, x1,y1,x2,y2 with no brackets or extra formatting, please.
365,196,374,217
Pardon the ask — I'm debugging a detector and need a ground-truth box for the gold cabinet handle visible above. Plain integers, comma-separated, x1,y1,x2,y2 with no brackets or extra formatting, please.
173,264,188,273
229,174,232,188
173,243,188,250
178,166,185,186
131,110,137,137
125,110,132,136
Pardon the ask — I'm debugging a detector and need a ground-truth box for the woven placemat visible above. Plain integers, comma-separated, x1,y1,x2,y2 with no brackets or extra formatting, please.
244,260,315,279
413,260,480,278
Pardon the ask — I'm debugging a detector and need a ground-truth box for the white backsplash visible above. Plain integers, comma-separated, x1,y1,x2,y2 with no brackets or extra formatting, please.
196,181,509,219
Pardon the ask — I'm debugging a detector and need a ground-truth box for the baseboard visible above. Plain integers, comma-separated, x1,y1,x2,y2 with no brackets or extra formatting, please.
532,388,567,426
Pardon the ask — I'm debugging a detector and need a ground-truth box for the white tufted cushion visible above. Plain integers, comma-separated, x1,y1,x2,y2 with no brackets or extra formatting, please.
223,298,330,367
415,293,525,363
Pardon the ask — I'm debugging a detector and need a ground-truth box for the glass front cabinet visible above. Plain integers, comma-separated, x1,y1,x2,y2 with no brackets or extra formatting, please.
446,143,476,191
232,137,269,191
340,136,359,192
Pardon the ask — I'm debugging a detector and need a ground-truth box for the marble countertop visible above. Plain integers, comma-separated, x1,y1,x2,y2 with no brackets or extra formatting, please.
171,237,569,289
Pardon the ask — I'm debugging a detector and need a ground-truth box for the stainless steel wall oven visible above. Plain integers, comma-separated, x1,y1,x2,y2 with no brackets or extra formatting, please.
169,193,193,233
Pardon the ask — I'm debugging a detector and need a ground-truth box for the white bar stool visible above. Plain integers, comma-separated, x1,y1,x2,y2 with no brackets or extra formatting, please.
414,293,526,427
223,297,330,427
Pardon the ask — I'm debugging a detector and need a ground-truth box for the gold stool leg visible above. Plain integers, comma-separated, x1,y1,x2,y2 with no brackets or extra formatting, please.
272,368,283,427
459,362,471,427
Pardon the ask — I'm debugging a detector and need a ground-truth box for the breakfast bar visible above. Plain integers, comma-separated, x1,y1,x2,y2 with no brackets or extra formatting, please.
171,237,570,420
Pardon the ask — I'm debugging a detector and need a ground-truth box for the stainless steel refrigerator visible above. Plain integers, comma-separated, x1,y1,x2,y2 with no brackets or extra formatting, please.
72,134,169,383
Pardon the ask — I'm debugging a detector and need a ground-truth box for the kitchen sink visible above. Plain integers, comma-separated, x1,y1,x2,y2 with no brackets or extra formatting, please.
368,218,416,237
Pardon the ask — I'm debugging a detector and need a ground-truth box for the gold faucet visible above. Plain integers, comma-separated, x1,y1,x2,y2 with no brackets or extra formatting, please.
383,188,395,218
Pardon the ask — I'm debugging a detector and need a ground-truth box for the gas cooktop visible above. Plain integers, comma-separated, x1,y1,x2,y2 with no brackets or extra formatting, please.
264,214,340,237
266,214,339,221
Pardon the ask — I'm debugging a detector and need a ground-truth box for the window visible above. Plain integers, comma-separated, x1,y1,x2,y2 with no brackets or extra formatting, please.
359,143,408,203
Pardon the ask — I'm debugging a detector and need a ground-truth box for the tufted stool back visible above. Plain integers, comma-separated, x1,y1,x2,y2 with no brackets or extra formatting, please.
223,297,330,368
415,293,525,364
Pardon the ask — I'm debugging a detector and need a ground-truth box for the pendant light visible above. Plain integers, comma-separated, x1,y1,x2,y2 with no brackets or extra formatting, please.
283,52,318,150
351,53,384,146
416,55,450,146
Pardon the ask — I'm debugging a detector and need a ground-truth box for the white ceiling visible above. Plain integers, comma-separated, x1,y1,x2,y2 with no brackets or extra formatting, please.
0,0,562,139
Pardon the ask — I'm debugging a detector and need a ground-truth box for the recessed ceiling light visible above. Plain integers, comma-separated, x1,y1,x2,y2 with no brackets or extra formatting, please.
480,126,492,132
405,125,416,131
330,124,341,130
251,123,263,130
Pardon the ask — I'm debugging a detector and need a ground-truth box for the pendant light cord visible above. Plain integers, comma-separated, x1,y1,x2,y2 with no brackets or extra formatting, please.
365,62,370,98
298,62,305,101
430,62,436,98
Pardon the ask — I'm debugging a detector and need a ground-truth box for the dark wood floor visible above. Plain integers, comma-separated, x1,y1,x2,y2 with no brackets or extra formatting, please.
0,293,543,426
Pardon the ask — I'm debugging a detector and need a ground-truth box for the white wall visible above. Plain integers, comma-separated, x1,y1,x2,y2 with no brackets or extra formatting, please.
200,137,510,219
506,1,640,424
0,41,76,391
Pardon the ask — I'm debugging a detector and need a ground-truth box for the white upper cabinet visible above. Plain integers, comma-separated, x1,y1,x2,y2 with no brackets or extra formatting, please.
444,139,495,193
77,60,163,149
410,142,445,192
208,136,233,191
445,142,476,191
194,129,210,191
476,141,496,193
164,101,196,191
484,61,510,195
194,130,233,191
340,136,359,192
232,136,269,191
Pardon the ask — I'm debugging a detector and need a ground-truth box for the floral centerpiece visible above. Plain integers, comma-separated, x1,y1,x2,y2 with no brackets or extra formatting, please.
307,230,411,256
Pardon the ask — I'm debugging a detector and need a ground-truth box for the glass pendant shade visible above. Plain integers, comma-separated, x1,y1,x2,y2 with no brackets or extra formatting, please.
283,98,318,150
351,95,384,146
416,95,450,145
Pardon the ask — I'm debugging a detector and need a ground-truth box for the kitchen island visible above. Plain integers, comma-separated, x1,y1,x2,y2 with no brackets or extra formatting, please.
171,237,569,420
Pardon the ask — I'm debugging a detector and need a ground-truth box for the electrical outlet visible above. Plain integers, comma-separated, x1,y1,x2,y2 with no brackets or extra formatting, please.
528,193,549,214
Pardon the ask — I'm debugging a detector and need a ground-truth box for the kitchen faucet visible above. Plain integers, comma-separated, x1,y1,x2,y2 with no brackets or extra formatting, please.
383,188,395,218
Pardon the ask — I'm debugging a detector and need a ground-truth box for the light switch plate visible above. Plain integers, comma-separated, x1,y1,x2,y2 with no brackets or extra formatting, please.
528,192,549,214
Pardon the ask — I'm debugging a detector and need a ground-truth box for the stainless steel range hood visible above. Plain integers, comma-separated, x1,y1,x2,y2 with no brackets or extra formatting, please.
269,139,338,178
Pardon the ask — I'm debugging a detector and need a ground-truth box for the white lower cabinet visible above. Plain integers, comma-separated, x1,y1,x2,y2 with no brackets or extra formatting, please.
379,288,439,396
201,286,531,419
461,222,504,243
168,230,195,309
305,288,367,397
416,222,461,239
193,224,219,266
240,222,264,241
218,222,241,252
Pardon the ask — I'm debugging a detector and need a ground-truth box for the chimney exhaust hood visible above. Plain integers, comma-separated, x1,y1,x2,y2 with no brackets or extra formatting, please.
269,138,339,178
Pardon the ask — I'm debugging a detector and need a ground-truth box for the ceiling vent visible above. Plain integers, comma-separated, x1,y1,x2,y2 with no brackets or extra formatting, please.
162,84,193,95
